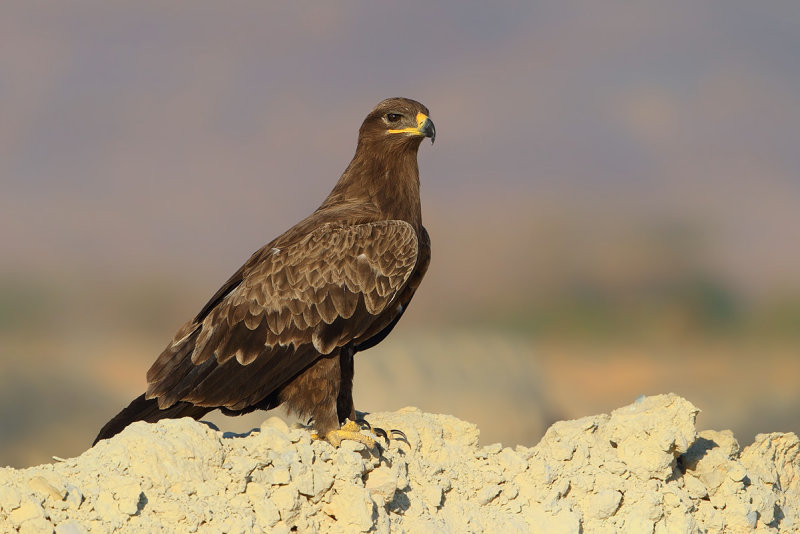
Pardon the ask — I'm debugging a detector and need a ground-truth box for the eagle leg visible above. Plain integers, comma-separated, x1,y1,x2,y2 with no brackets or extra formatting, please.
337,346,356,424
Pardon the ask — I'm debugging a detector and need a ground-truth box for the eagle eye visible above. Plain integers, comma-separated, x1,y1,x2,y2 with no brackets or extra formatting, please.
386,113,402,123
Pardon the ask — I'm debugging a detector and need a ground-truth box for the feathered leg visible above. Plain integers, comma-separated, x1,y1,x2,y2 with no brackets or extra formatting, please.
279,350,374,448
337,345,356,423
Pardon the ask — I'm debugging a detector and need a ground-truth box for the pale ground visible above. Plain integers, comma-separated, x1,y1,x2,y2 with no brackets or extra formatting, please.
1,394,798,533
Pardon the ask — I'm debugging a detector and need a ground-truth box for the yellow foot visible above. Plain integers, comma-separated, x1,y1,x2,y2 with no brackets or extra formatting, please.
314,420,377,449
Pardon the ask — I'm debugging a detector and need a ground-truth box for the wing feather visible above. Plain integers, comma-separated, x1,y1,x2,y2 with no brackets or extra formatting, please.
328,284,357,319
243,311,262,330
355,254,377,292
316,290,339,324
146,220,420,410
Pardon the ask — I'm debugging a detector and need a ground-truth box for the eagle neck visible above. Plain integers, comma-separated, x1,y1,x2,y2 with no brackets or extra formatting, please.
326,145,423,230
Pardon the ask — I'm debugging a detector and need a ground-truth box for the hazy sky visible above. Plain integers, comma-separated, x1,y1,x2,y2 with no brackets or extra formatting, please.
2,1,800,467
2,2,799,297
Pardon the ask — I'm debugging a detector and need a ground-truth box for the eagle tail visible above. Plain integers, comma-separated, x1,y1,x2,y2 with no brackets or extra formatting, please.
92,394,212,446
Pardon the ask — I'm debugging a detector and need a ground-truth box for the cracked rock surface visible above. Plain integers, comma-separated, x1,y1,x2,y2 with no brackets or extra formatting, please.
1,394,798,533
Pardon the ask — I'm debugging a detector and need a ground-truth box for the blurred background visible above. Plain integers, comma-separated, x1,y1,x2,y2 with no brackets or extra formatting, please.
2,2,799,468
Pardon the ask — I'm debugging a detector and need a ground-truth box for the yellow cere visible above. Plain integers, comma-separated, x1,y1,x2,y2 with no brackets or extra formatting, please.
387,112,429,135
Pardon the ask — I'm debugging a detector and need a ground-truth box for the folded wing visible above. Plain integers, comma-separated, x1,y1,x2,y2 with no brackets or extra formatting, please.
145,220,419,410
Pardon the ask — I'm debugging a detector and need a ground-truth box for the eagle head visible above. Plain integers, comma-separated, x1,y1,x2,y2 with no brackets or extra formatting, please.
359,97,436,148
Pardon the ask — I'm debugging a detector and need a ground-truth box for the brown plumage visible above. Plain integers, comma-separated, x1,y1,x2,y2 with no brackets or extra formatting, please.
94,97,435,445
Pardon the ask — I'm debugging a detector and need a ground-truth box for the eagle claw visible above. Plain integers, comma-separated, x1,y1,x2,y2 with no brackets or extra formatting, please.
355,417,372,431
354,418,409,447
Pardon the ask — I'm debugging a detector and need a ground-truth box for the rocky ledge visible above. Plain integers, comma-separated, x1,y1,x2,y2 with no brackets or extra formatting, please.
0,393,798,533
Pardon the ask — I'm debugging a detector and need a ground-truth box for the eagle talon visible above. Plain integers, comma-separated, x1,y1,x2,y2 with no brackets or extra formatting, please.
351,421,408,447
391,429,410,447
355,418,372,431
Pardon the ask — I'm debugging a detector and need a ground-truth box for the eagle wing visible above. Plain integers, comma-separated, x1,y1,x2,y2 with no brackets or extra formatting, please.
145,220,419,410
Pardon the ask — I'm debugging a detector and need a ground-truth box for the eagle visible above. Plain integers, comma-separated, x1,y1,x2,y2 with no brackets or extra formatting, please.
93,97,435,447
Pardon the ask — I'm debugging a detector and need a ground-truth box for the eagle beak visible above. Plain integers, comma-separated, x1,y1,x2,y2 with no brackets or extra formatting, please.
387,112,436,144
420,115,436,144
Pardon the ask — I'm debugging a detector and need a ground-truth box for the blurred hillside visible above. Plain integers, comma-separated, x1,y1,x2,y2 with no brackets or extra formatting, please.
1,2,799,467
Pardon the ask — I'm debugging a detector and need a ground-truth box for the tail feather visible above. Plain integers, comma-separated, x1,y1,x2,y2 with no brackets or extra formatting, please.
93,394,213,446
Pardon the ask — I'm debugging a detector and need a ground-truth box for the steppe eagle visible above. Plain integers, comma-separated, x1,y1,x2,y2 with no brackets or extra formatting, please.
94,97,435,447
